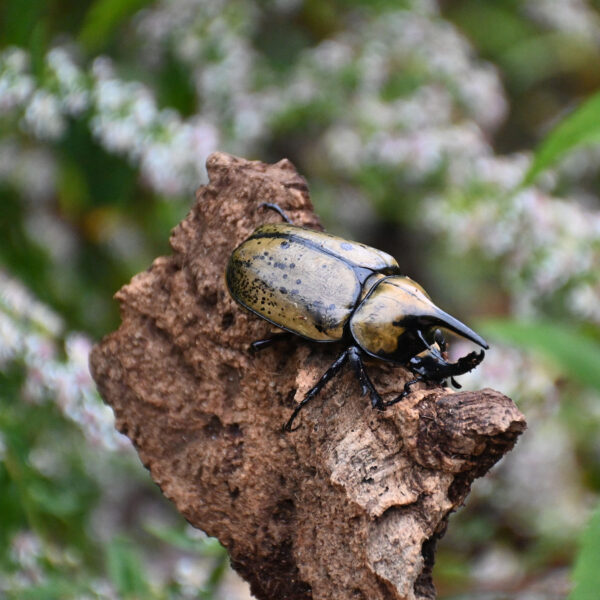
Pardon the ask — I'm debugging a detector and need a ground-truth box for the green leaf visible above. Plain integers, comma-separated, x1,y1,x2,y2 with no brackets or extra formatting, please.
523,91,600,186
481,319,600,392
79,0,153,52
569,502,600,600
145,523,226,557
105,537,151,599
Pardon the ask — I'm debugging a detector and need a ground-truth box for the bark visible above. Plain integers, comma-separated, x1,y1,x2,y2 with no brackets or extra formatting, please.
90,152,526,600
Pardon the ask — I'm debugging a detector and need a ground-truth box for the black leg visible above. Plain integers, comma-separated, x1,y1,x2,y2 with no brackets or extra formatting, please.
259,202,293,224
416,329,432,350
250,332,293,353
450,376,462,388
434,329,447,353
384,376,424,407
284,347,351,432
347,347,384,410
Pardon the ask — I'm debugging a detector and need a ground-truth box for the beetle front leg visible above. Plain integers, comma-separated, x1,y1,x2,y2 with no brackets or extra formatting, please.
284,347,352,432
384,376,425,407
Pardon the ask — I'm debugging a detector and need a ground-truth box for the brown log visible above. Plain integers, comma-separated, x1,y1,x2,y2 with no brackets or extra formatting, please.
90,152,526,600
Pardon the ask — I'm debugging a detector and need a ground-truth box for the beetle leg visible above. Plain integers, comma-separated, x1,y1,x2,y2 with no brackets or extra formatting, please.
384,377,425,407
347,347,384,410
284,347,352,432
250,332,293,353
416,329,433,350
434,328,447,352
450,376,462,388
259,202,293,224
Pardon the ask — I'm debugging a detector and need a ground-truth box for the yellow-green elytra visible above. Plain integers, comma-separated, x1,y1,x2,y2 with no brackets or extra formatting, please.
226,206,489,432
226,223,399,342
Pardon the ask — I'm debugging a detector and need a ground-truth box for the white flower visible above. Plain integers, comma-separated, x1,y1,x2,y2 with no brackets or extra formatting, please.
0,47,34,111
22,89,66,140
47,47,90,115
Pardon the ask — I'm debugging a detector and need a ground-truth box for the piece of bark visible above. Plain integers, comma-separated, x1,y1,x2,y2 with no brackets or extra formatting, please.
90,152,526,600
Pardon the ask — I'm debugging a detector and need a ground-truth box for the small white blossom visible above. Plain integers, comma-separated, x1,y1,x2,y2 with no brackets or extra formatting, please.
525,0,600,42
22,89,66,140
47,47,90,115
10,531,43,572
0,271,131,451
0,47,34,111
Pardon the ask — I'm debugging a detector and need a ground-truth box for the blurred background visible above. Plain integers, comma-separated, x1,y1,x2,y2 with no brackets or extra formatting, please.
2,0,600,598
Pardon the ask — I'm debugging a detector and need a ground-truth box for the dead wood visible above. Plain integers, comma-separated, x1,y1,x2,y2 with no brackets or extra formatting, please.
89,152,526,600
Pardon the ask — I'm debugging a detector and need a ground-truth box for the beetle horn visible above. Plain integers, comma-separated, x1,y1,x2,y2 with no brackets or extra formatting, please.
428,308,489,349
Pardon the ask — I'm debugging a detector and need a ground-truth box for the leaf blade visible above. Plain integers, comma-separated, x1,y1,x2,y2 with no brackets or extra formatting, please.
523,91,600,186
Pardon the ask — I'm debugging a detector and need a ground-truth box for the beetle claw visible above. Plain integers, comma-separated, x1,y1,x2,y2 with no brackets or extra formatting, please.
453,349,485,374
371,392,385,410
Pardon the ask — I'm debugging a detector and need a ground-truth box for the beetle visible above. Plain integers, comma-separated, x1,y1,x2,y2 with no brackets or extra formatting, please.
226,203,488,431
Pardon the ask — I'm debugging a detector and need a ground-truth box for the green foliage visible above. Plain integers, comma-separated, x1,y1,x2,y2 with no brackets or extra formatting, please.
524,91,600,186
569,503,600,600
146,524,227,557
481,319,600,393
105,537,152,599
79,0,154,52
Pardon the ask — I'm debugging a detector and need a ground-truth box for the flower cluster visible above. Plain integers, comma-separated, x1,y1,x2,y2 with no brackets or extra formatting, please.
0,270,130,451
0,46,220,196
0,3,511,198
0,47,34,112
425,159,600,324
2,529,123,599
134,0,508,178
525,0,600,41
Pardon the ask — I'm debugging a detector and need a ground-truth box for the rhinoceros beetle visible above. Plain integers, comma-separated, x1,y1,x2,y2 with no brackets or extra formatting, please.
226,203,488,431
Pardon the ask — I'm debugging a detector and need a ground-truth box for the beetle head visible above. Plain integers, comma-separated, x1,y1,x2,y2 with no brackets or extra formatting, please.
349,276,488,363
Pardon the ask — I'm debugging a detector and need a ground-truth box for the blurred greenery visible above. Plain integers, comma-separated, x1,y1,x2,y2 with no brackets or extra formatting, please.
482,320,600,392
1,0,600,598
569,502,600,600
524,90,600,185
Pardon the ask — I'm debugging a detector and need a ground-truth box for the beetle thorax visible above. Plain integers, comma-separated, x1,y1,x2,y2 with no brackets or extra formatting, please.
349,276,438,362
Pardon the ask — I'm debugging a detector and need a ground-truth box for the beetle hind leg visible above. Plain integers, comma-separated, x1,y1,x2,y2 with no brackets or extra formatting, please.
250,332,293,353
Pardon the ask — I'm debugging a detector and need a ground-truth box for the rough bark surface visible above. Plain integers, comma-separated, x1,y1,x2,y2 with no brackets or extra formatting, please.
90,152,527,600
